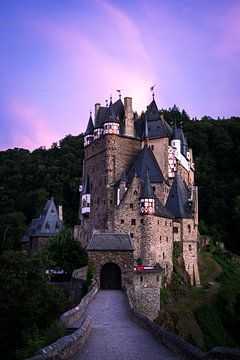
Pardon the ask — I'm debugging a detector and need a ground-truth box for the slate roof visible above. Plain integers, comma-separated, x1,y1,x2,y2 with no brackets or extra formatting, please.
103,100,120,124
165,172,192,219
95,106,108,128
148,117,172,138
85,114,94,135
146,99,159,121
87,233,134,251
155,196,173,219
171,121,180,140
22,198,62,242
141,171,155,198
127,145,165,184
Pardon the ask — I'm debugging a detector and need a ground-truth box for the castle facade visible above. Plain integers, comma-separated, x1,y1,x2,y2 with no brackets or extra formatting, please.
75,94,200,287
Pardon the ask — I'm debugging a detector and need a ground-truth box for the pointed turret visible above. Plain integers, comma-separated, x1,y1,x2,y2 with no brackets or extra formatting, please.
140,170,156,215
81,175,91,215
103,98,120,135
84,113,94,147
170,120,181,154
127,144,165,184
165,172,192,218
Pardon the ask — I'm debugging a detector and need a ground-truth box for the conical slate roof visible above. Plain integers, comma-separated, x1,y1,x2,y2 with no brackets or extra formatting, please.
95,106,108,128
171,121,180,140
146,99,159,121
127,145,165,184
85,114,94,135
165,172,192,218
141,171,155,198
104,100,120,124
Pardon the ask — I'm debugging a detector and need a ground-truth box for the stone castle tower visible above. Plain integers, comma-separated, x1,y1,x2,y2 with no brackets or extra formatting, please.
75,94,200,289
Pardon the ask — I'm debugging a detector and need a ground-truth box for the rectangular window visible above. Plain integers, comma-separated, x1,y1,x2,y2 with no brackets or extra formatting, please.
188,224,191,233
121,219,124,224
151,145,154,150
141,219,144,224
130,203,133,209
173,227,178,234
130,233,134,238
131,219,136,225
189,244,192,251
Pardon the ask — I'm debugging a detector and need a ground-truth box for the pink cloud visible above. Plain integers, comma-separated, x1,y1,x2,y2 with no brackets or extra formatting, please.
7,97,61,150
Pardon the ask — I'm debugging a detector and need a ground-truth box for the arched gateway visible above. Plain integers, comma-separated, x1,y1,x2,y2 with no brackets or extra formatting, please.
100,262,121,290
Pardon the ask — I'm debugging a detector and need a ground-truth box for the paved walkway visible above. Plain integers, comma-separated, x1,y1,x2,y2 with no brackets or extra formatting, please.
72,290,182,360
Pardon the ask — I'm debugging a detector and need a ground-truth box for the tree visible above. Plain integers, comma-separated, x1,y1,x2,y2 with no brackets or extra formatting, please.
46,227,87,276
0,250,67,359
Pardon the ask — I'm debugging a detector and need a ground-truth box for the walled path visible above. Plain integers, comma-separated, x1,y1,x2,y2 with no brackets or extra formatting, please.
71,290,182,360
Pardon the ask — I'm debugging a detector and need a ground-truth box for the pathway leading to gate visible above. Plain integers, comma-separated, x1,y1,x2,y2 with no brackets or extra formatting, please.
71,290,182,360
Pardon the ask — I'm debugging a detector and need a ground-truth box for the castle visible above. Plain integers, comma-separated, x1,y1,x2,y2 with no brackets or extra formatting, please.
75,93,200,309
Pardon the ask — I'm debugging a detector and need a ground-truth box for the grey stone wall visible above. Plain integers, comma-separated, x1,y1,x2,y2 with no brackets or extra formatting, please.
26,315,92,360
88,250,134,288
131,270,161,320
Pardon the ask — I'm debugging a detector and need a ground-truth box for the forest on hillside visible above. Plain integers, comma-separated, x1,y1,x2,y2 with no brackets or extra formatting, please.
0,106,240,253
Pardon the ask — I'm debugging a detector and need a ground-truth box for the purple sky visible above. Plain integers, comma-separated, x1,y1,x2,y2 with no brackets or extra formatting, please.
1,0,240,150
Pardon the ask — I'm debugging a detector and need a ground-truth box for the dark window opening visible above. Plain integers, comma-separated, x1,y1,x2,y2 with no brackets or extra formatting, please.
131,219,136,225
130,233,134,238
121,219,124,224
130,203,133,209
173,227,178,234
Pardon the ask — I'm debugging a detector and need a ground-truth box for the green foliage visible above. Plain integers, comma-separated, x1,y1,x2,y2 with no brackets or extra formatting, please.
0,134,84,251
194,248,240,349
46,227,87,276
195,306,236,350
16,321,65,360
0,251,68,359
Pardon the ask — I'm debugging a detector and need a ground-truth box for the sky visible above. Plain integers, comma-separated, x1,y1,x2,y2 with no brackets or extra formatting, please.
0,0,240,150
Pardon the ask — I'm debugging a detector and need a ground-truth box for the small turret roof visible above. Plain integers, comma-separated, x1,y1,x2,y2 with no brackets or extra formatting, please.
95,106,108,128
165,172,192,219
140,170,155,198
85,113,94,135
171,121,180,140
104,99,120,124
146,99,159,121
127,145,165,184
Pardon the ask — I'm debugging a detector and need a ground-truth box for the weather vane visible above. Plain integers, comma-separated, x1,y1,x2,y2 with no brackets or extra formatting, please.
150,84,156,99
116,89,122,98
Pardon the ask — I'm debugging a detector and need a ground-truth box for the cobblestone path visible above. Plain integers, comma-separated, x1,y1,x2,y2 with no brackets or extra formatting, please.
71,290,182,360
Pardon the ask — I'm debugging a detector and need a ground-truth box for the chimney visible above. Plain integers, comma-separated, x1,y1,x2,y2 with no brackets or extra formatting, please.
94,103,100,125
124,97,134,137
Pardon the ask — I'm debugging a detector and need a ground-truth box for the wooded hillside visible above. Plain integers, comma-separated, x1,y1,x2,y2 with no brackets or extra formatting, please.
1,107,240,253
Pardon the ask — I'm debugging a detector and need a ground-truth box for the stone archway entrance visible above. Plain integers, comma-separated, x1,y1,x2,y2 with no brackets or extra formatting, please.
100,262,121,290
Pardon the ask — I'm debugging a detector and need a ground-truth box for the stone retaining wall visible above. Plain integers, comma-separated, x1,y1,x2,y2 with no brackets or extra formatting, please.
60,284,98,328
124,287,240,360
26,315,92,360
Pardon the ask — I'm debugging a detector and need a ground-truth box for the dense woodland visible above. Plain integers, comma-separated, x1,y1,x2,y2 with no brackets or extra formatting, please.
1,106,240,253
1,107,240,358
